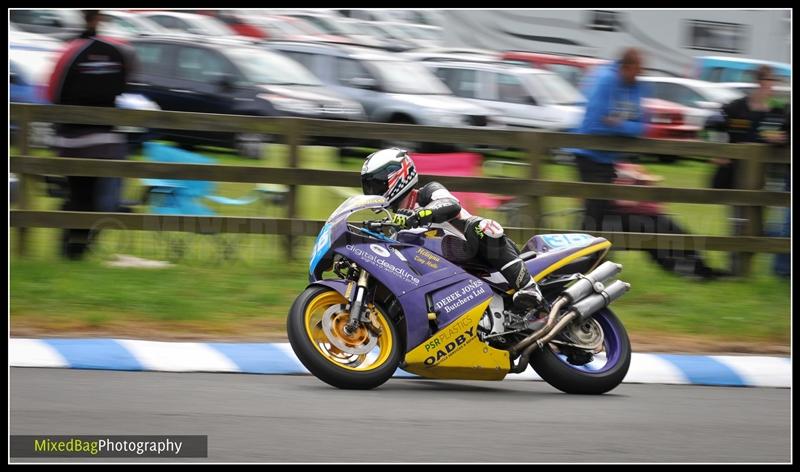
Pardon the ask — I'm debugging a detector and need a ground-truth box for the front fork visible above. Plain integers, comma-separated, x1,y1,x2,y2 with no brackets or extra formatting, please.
344,268,370,336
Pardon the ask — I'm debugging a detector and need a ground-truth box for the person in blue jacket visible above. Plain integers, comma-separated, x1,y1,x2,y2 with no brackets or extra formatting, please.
572,48,727,280
573,48,647,231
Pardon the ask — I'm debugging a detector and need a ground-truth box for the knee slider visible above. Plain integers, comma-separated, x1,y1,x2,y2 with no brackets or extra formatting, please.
477,218,504,239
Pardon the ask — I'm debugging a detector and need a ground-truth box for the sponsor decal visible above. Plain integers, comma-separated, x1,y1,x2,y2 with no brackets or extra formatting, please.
542,233,592,249
422,315,477,366
413,248,441,269
565,233,593,244
369,244,391,257
346,244,420,285
433,279,487,315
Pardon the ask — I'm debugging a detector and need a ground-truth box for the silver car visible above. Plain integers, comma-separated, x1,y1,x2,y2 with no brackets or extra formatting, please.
423,58,587,131
267,41,502,150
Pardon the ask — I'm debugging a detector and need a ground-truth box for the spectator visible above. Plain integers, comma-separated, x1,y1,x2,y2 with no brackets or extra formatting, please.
572,48,646,231
708,65,790,275
47,10,135,259
572,48,725,280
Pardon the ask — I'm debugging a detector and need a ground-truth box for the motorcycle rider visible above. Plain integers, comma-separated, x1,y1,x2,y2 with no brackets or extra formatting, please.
360,148,547,323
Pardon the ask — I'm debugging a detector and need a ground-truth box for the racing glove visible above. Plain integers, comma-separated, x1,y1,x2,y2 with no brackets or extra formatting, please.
392,208,434,229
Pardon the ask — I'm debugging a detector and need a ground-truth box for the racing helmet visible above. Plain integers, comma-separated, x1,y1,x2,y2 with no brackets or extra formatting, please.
360,148,418,208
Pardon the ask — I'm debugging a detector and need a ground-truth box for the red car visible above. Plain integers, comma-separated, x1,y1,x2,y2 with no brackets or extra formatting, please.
191,10,267,38
502,51,607,88
641,98,699,140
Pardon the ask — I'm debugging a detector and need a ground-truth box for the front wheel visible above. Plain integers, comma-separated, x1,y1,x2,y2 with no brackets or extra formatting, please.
287,286,402,390
529,308,631,394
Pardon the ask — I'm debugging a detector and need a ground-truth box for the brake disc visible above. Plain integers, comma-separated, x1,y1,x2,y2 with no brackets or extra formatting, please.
321,305,378,355
559,318,605,351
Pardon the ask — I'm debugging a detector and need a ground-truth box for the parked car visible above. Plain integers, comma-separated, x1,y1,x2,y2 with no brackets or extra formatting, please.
370,21,440,49
501,51,607,88
335,9,408,23
696,56,791,86
9,9,86,40
127,36,365,157
640,98,700,140
189,10,268,38
334,17,418,51
422,58,586,132
638,76,744,128
137,11,239,38
383,22,444,48
97,10,172,39
405,47,500,62
266,41,501,151
10,28,62,148
242,15,319,42
339,9,445,27
245,11,356,44
279,11,387,48
9,23,64,51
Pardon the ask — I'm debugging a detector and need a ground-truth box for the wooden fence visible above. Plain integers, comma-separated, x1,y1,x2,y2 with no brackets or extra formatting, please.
10,103,790,275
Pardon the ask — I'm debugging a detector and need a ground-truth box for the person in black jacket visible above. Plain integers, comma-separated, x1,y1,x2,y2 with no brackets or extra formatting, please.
47,10,135,259
707,65,789,274
710,65,788,189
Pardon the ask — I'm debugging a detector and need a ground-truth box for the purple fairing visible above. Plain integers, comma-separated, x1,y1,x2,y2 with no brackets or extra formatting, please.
523,236,608,278
523,233,597,254
333,237,491,352
319,233,604,352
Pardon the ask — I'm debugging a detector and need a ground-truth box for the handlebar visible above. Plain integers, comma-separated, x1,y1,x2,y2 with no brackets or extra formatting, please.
362,219,403,231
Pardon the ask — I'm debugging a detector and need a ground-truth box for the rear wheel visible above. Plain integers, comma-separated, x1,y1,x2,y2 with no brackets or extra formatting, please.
529,308,631,394
287,286,402,389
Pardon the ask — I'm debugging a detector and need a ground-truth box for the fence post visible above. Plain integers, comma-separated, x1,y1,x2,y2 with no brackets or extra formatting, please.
284,119,304,260
14,106,32,257
734,149,767,277
521,131,547,231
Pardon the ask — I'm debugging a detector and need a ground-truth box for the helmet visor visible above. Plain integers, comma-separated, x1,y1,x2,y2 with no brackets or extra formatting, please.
361,163,401,196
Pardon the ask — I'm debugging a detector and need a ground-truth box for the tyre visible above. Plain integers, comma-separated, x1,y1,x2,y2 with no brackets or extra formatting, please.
287,286,403,390
529,308,631,394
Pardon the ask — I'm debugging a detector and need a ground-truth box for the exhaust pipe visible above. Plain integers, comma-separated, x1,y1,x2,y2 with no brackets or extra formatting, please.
529,281,629,355
571,280,631,321
510,262,623,358
509,264,629,370
561,261,623,304
510,297,568,357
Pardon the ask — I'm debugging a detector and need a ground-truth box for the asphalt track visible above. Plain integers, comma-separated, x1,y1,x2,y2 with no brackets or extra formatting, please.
10,368,791,463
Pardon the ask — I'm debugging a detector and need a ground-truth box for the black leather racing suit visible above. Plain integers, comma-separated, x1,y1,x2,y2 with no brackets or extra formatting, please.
398,182,535,291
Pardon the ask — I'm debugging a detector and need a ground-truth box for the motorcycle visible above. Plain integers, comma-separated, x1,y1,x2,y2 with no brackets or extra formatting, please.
287,195,632,393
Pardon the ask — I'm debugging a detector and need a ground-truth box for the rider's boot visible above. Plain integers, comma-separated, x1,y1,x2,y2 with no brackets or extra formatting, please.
501,259,548,330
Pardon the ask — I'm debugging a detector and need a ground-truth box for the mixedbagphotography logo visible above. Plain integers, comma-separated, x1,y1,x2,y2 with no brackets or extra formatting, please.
10,435,208,458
